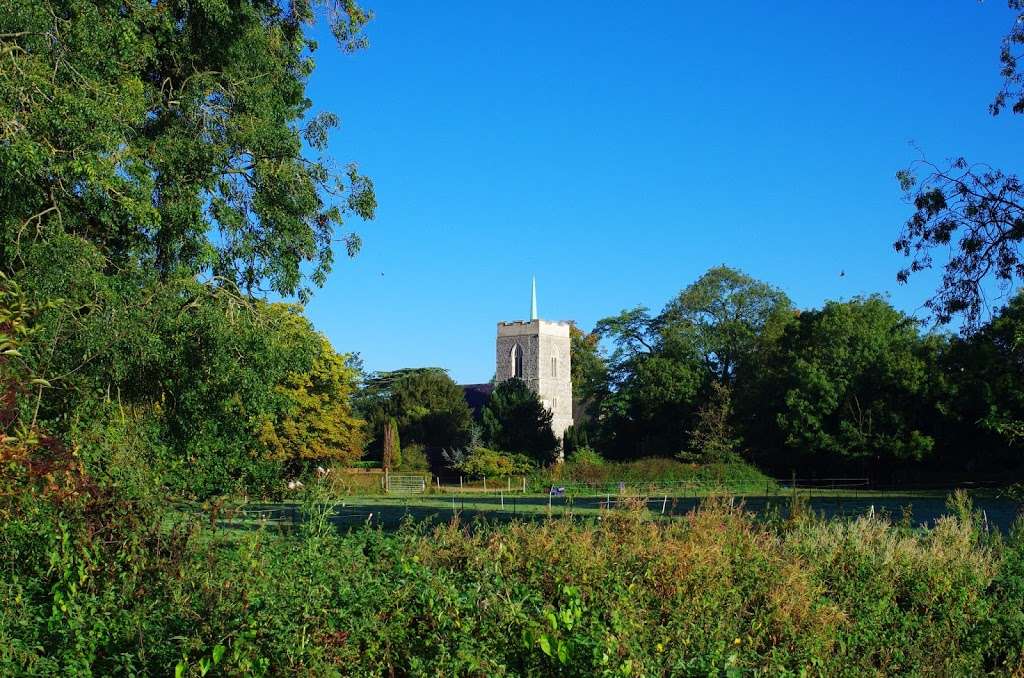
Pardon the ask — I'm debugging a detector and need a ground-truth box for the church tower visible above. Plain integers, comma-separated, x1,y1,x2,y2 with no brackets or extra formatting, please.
495,278,573,445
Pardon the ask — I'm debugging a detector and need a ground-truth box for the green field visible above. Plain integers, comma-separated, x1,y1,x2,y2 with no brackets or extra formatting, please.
202,486,1020,536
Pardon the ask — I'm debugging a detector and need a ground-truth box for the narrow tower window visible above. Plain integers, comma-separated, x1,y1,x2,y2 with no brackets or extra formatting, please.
512,344,523,379
551,356,557,378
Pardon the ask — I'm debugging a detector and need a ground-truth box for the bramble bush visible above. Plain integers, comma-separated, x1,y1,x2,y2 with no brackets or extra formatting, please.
4,490,1024,676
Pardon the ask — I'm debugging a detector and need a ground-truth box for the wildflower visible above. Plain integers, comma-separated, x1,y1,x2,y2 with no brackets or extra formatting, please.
656,643,664,653
733,637,742,645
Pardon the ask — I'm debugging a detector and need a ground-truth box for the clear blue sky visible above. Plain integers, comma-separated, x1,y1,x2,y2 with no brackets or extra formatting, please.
301,1,1022,384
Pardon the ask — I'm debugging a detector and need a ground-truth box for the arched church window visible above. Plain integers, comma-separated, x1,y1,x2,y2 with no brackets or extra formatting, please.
512,344,523,379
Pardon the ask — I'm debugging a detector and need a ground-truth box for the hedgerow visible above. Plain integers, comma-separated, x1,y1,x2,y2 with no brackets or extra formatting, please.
3,491,1023,676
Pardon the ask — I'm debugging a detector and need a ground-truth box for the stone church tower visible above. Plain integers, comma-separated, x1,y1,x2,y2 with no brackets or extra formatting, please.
495,278,573,444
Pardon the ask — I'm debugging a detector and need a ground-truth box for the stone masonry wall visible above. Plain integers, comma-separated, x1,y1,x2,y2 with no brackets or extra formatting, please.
496,320,573,446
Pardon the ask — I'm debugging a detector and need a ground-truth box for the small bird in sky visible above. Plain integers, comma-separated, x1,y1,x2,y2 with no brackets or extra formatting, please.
839,270,845,278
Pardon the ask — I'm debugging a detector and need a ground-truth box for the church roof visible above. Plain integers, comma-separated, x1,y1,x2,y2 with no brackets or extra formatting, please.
460,383,493,416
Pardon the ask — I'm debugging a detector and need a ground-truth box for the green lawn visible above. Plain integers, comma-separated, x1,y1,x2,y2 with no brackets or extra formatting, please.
197,484,1016,535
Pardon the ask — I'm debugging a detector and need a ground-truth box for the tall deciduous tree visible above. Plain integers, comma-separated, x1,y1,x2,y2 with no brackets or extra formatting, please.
259,330,365,470
895,2,1024,327
593,267,791,459
932,294,1024,469
1,0,376,498
660,266,792,386
0,0,375,301
771,297,936,468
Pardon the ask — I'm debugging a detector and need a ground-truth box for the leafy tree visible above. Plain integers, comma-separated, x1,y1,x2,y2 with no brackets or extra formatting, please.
895,3,1024,327
259,332,365,471
569,324,607,407
358,368,472,463
683,381,741,463
771,297,936,468
593,267,788,460
137,296,326,496
481,378,559,465
930,295,1024,470
594,306,699,458
0,0,375,301
453,447,533,478
1,0,376,498
594,306,660,373
660,266,792,386
18,248,328,497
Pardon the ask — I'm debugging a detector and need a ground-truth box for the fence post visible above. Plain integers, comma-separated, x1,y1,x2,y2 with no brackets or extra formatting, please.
501,492,504,509
460,476,463,490
507,477,511,492
662,495,667,515
436,476,440,490
483,477,487,492
385,469,389,494
522,476,526,493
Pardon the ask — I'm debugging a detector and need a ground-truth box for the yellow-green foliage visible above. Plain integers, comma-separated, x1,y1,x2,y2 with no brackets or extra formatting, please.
458,447,534,477
259,335,365,466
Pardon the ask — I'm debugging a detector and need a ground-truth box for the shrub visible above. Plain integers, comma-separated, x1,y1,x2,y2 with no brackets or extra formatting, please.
456,447,534,478
536,458,777,492
5,495,1017,676
398,443,430,471
567,445,604,466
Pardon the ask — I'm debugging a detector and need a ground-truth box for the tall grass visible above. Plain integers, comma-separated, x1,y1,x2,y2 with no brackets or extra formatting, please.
3,493,1023,676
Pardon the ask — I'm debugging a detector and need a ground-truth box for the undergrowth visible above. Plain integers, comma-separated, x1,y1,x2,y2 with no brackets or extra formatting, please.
2,489,1023,676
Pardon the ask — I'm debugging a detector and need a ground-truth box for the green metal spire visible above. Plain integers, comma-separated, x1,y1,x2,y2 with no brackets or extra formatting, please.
530,276,537,320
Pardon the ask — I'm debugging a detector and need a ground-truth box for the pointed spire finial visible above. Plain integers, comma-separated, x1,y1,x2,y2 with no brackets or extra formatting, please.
530,276,538,321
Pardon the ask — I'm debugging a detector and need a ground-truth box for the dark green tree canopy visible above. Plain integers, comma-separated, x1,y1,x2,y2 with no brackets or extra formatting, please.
660,266,792,385
481,378,559,465
771,296,936,467
933,294,1024,466
593,267,791,459
358,368,472,460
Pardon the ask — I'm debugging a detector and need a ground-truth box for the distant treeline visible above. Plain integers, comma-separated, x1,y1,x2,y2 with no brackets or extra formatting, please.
567,266,1024,479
